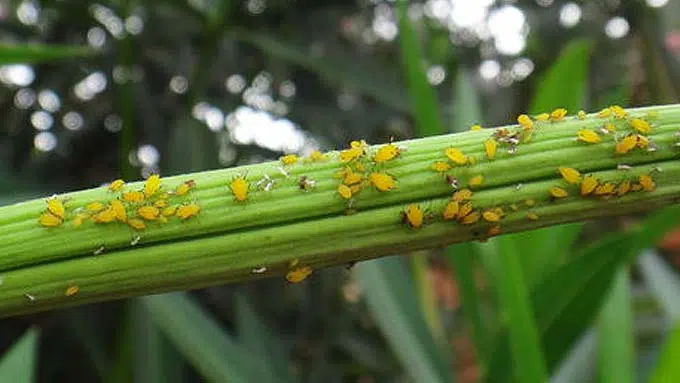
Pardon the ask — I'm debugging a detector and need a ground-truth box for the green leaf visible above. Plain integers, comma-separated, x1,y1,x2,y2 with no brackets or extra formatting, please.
550,330,597,383
410,254,446,346
451,69,482,132
141,292,263,383
0,44,94,64
648,320,680,383
355,257,453,383
396,0,443,137
234,294,295,383
597,267,634,383
0,328,39,383
528,39,591,114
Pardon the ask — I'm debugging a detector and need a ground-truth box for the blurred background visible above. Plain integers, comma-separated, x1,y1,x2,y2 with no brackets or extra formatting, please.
1,0,680,382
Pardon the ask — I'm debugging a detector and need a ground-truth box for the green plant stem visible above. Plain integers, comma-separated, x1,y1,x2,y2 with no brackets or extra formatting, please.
0,105,679,317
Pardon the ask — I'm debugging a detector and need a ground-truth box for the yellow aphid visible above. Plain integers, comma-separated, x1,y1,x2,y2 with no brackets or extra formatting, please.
617,180,631,196
71,213,89,228
127,218,146,231
484,138,498,160
176,203,201,220
577,129,601,144
460,211,481,225
154,199,168,208
469,175,484,187
525,199,536,207
445,148,467,165
630,118,651,134
488,225,502,237
109,179,125,192
458,202,473,218
452,188,472,201
431,161,451,173
46,197,66,219
110,199,127,222
509,203,519,211
597,108,612,118
162,206,177,217
635,134,649,149
350,184,363,194
468,155,478,165
122,191,145,203
343,171,364,186
230,175,250,202
535,113,550,122
87,202,106,212
373,143,401,163
549,186,569,199
340,140,368,162
603,123,616,134
482,210,501,223
526,213,539,221
174,180,196,196
470,124,482,131
354,162,366,172
39,212,62,227
337,184,353,200
594,183,616,196
580,175,598,196
137,205,160,221
369,172,397,192
144,174,161,197
280,154,298,166
610,105,627,119
92,208,116,224
639,174,655,191
65,285,80,297
558,167,581,184
306,150,327,162
517,114,534,130
577,110,586,119
631,183,643,192
401,204,424,229
442,201,459,221
550,108,568,121
286,266,313,283
615,135,638,154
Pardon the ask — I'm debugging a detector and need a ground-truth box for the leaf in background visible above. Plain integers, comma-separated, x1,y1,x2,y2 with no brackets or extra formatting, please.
0,327,39,383
648,320,680,383
234,294,295,383
486,205,680,383
451,69,482,132
395,0,443,137
550,330,597,383
410,254,447,347
141,292,264,383
355,257,453,383
0,44,94,64
597,267,634,383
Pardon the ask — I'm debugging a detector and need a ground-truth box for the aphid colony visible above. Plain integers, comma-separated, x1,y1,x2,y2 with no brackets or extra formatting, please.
38,175,200,231
549,166,656,200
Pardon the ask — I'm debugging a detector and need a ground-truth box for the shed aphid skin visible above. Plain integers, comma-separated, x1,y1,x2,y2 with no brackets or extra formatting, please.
46,197,66,219
230,174,250,202
617,164,633,171
144,174,162,197
279,154,298,166
24,293,35,302
252,266,267,274
39,212,63,227
176,203,201,220
577,129,602,144
446,175,459,190
277,166,291,178
549,186,569,199
373,143,401,163
256,174,276,192
137,205,160,221
516,183,523,191
558,167,581,184
630,118,651,134
615,134,638,154
550,108,567,122
577,110,586,119
337,184,353,200
639,174,656,191
401,204,425,229
93,245,105,256
369,172,397,192
173,180,196,196
122,191,145,203
484,138,498,160
286,266,313,283
130,235,142,246
109,179,126,192
580,175,598,196
298,176,317,191
442,201,459,221
65,285,80,297
517,114,533,130
431,161,451,173
469,175,484,187
445,147,468,165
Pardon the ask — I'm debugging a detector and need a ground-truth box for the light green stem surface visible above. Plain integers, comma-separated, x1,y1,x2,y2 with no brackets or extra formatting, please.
0,105,679,317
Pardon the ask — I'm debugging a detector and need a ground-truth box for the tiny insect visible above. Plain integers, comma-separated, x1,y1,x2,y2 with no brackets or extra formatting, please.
558,167,581,185
144,174,162,197
176,203,201,220
92,208,116,224
460,211,481,225
615,135,638,154
597,108,612,118
482,209,501,223
469,175,484,187
87,202,106,212
343,170,364,186
401,204,424,229
525,199,536,207
306,150,327,162
470,124,482,131
630,118,651,134
122,191,145,203
71,213,89,228
128,218,146,231
577,110,586,119
442,201,459,221
109,179,126,192
39,212,63,227
610,105,627,119
535,113,550,122
517,114,533,130
174,180,196,196
373,143,401,163
46,197,66,219
340,140,368,162
457,202,473,218
162,205,177,217
110,199,127,222
594,182,616,196
431,161,451,173
65,285,80,297
298,176,317,191
369,172,397,192
280,154,298,166
445,147,468,165
639,174,656,191
580,175,598,196
601,123,616,134
337,184,353,200
230,174,250,202
452,188,472,201
286,266,313,283
550,108,567,121
577,129,601,144
549,186,569,199
617,180,631,196
526,213,539,221
484,138,498,160
446,175,459,190
154,199,168,208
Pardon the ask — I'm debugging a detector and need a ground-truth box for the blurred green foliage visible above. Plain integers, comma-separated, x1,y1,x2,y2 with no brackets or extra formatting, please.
2,1,680,382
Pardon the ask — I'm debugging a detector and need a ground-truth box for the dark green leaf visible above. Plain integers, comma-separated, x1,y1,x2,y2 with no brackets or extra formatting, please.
0,44,94,65
0,328,39,383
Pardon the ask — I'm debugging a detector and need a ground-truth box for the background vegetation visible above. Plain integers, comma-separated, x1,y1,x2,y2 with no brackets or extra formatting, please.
1,0,680,382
